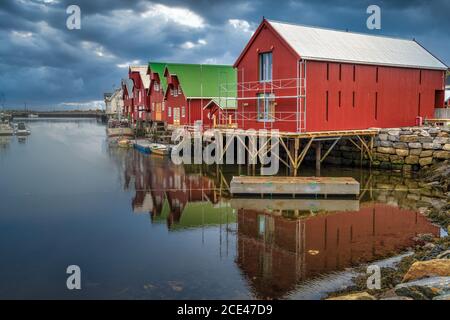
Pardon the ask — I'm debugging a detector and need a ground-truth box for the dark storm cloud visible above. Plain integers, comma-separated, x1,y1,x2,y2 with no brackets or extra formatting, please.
0,0,448,109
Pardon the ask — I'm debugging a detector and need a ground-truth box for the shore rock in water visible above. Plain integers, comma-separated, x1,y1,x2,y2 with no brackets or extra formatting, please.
433,293,450,300
436,250,450,259
402,259,450,282
326,292,376,300
394,277,450,300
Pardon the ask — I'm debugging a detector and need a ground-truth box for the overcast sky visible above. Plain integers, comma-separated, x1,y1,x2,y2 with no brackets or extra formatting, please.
0,0,449,110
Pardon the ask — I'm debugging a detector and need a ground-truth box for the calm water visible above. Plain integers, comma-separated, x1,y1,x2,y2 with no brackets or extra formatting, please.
0,119,443,299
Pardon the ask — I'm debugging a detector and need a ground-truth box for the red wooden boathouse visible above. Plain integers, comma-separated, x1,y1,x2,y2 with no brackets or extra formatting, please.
163,63,237,128
129,66,150,122
147,62,169,122
227,19,448,132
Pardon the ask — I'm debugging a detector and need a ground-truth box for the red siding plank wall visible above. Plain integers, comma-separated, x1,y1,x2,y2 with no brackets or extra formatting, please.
235,21,446,133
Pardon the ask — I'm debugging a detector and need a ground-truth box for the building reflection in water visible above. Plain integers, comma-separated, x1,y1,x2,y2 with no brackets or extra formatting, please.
118,148,234,230
112,146,440,299
233,200,439,299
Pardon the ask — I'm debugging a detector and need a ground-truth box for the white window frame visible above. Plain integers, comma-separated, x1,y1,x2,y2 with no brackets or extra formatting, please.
181,106,185,117
257,93,275,122
259,52,273,82
168,106,172,117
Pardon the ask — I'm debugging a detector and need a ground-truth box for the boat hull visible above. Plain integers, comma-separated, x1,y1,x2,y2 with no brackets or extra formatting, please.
107,127,134,137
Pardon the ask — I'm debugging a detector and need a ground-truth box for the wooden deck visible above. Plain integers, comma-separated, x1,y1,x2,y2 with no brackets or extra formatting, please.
424,118,450,125
230,176,360,197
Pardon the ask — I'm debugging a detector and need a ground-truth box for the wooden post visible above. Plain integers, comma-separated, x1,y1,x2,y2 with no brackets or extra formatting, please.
294,138,300,176
315,141,321,177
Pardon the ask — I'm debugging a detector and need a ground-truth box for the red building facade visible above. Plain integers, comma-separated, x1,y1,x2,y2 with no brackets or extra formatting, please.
129,66,150,122
233,19,448,132
147,62,168,122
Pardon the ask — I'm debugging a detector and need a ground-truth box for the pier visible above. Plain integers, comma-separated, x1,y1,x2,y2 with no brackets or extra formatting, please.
209,127,378,176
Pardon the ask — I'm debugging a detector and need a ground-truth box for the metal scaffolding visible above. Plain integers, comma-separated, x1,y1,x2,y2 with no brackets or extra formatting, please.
216,60,307,132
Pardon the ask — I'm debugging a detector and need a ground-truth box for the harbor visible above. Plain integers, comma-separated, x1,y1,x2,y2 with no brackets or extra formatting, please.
0,118,448,299
0,1,449,304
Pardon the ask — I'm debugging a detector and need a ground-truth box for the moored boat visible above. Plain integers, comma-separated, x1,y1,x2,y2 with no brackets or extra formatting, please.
16,122,31,136
0,123,14,136
106,119,134,138
118,138,132,148
149,143,171,156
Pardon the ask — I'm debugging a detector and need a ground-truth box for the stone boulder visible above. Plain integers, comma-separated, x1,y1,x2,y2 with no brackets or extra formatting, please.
422,143,442,150
394,277,450,300
327,292,376,300
396,149,409,157
433,151,450,160
400,135,418,143
402,259,450,282
419,157,433,167
377,147,396,155
433,293,450,300
405,155,419,165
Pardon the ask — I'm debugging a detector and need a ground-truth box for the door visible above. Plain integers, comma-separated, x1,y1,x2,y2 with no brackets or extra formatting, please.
155,103,162,121
173,107,180,125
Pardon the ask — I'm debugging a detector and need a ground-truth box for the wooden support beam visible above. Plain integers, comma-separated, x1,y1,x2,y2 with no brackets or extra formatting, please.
296,137,314,169
315,141,321,177
320,137,341,163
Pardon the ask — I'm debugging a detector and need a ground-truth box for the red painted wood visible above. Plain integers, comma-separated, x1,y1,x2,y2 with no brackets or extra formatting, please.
234,20,446,132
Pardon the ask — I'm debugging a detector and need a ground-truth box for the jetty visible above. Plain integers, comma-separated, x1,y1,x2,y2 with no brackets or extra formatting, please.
230,176,360,197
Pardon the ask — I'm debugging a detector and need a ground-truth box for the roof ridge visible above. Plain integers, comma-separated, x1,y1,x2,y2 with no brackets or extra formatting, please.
163,62,233,67
266,18,416,43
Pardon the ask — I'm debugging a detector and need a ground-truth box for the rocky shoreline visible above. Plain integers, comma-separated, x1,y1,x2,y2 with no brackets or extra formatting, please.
325,161,450,300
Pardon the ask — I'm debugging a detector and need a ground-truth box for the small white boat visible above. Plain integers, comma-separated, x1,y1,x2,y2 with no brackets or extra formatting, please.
28,114,39,118
0,123,14,136
149,143,171,156
16,122,31,136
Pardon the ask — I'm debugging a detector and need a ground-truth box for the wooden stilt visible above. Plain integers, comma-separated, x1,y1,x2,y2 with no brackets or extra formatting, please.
315,141,321,177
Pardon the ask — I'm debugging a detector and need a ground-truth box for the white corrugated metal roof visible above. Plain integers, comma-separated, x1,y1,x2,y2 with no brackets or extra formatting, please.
130,66,150,89
268,20,447,70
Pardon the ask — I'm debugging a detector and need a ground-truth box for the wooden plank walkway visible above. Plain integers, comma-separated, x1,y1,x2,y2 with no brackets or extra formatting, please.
230,176,360,196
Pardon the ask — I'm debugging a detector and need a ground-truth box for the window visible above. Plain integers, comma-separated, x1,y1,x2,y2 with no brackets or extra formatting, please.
168,107,172,117
173,87,178,97
181,106,185,117
154,82,159,92
257,93,275,121
259,52,272,82
170,88,173,96
162,102,165,111
178,87,182,95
